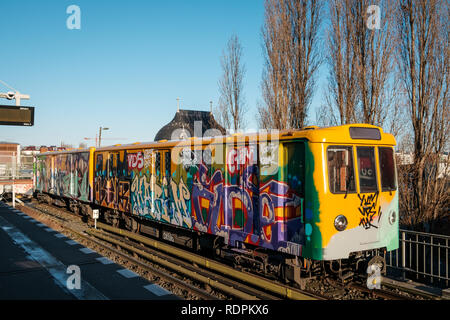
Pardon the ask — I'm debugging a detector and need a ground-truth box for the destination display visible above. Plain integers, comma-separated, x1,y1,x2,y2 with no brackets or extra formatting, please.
0,105,34,126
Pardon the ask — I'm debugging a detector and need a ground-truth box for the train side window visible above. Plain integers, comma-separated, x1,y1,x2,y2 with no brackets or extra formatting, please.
379,147,396,191
328,146,356,194
155,151,161,181
165,151,171,177
96,154,103,176
108,153,116,177
357,146,378,193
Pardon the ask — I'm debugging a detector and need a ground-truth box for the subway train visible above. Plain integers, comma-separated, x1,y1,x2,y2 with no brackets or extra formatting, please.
34,124,399,285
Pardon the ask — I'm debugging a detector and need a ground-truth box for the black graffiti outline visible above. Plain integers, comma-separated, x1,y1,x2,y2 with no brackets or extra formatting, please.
357,192,381,230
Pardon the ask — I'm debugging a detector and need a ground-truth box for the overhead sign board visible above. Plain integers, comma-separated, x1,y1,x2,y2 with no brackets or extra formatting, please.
0,105,34,126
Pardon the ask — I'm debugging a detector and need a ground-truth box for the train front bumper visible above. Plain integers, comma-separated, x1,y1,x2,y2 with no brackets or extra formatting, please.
320,211,399,260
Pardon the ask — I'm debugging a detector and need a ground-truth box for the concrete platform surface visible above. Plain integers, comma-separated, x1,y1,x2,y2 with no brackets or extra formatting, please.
0,202,178,300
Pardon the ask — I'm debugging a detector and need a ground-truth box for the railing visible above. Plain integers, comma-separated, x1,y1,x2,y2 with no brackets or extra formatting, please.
0,164,34,180
385,229,449,288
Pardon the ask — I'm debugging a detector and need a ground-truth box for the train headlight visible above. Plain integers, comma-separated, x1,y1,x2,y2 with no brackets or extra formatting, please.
388,211,396,225
334,215,348,231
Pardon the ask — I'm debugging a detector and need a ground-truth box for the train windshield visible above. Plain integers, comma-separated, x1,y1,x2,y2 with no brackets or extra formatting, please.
378,147,397,191
356,147,378,193
327,146,356,194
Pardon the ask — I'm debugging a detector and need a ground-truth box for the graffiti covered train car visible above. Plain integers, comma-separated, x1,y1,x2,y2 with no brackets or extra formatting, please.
33,124,399,283
35,148,95,212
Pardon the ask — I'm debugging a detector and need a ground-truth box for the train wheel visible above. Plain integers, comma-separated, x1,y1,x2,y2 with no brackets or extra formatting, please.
131,218,140,233
112,217,120,228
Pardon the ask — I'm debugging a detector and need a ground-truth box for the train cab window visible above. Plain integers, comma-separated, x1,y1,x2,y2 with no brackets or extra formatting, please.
379,147,396,191
357,147,378,193
327,146,356,194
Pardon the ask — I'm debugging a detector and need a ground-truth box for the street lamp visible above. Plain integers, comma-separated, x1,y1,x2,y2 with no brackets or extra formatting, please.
98,127,109,147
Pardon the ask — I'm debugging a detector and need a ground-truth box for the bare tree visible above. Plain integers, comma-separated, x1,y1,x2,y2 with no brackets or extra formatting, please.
396,0,449,231
215,34,246,132
322,0,359,125
322,0,400,129
259,0,323,130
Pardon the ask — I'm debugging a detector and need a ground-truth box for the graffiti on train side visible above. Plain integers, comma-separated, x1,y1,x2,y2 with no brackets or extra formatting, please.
129,163,304,252
130,170,192,228
36,153,89,201
91,145,305,254
94,152,130,211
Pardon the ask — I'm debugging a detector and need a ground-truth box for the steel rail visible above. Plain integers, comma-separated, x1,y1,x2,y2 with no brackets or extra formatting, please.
87,229,278,300
347,282,414,300
76,230,217,300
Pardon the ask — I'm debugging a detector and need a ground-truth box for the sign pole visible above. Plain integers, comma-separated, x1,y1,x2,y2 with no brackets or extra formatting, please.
93,209,99,229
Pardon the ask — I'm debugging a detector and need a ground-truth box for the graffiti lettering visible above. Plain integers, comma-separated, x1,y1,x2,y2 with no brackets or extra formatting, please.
358,192,380,229
127,152,144,170
179,148,213,169
131,174,152,216
226,146,256,175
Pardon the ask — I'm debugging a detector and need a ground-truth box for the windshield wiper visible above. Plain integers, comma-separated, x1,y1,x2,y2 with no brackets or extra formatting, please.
344,168,354,199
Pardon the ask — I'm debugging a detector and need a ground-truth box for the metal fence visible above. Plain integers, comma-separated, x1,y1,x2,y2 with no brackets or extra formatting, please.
385,229,449,288
0,155,33,180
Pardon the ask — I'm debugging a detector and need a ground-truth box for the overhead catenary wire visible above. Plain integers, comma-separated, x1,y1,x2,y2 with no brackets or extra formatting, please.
0,79,18,92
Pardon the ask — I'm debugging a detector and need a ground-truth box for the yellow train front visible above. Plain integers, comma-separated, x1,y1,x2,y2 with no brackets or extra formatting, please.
303,125,399,275
33,124,399,282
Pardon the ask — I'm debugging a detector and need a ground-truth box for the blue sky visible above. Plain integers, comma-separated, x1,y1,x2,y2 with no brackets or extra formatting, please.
0,0,326,147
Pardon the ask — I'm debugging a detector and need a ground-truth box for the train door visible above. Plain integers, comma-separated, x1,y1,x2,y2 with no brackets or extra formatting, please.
162,150,172,223
226,140,258,239
151,149,171,222
105,151,119,208
282,141,306,246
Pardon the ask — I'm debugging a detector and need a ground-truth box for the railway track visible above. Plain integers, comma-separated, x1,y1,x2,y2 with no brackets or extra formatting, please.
89,221,323,300
348,282,414,300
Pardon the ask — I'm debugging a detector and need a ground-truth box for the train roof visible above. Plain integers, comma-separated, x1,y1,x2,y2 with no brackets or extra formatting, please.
37,147,94,157
37,124,396,156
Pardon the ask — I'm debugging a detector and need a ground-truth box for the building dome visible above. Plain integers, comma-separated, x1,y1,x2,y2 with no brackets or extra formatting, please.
154,109,226,141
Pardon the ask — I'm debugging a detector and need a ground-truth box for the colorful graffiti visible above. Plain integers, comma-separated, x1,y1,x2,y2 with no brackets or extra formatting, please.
92,144,305,254
35,153,89,202
54,153,89,201
36,155,52,193
128,144,304,254
95,152,130,211
189,162,304,253
129,149,192,227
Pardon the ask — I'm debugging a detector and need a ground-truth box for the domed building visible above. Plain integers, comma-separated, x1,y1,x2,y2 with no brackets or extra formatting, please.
154,109,226,141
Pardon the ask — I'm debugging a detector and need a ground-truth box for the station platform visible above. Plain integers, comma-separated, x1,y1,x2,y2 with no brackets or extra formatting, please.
0,202,179,300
